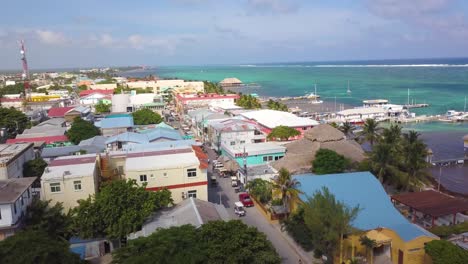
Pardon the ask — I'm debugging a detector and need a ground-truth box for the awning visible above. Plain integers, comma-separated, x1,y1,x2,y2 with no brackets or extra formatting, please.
366,230,392,246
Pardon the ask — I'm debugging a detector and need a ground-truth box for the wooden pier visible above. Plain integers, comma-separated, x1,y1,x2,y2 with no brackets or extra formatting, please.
392,115,439,124
404,103,429,109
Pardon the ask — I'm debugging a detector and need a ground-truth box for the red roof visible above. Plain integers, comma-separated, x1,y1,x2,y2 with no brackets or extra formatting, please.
192,146,209,169
391,190,468,217
79,89,114,97
0,98,23,102
48,107,75,118
6,135,69,144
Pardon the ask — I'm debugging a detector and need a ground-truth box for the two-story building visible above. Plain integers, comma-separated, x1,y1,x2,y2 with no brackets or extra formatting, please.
40,155,100,211
207,118,266,151
0,143,35,180
0,177,36,240
221,142,286,167
175,93,240,114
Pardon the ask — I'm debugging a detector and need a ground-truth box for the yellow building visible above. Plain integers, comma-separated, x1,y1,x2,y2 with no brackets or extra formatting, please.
293,172,438,264
41,154,100,211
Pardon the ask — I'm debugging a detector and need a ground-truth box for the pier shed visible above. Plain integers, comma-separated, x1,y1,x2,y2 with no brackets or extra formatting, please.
391,190,468,228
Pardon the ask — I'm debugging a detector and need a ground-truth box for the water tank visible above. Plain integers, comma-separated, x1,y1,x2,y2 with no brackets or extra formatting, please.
112,94,130,113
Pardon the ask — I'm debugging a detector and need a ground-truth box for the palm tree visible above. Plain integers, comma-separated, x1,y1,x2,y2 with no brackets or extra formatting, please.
271,168,302,213
380,124,402,146
360,119,380,146
359,236,377,264
401,130,428,190
340,122,353,137
369,143,397,183
337,204,361,264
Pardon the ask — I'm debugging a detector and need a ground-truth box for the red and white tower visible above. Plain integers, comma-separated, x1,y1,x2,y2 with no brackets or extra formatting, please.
20,40,30,99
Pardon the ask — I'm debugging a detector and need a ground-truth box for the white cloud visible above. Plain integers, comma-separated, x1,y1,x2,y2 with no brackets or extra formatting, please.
35,30,68,45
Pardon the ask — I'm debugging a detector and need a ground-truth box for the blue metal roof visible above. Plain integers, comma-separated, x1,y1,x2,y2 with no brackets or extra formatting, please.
123,139,199,151
100,116,134,129
294,172,437,242
105,128,182,145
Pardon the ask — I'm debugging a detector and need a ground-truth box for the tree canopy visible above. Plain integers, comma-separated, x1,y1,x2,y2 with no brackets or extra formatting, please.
271,168,302,213
303,187,360,259
132,108,163,125
425,240,468,264
66,117,100,144
23,158,48,179
24,199,72,239
236,94,261,109
312,149,350,175
113,220,281,264
246,178,273,204
94,101,111,113
0,230,84,264
204,81,224,94
71,179,173,239
0,107,29,135
266,99,288,111
267,125,300,141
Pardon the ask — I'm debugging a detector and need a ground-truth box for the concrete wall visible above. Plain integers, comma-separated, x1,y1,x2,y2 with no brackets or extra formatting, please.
0,186,33,240
0,145,35,180
41,166,98,212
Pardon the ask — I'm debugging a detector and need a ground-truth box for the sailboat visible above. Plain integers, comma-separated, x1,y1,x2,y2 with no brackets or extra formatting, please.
347,80,351,94
310,84,323,104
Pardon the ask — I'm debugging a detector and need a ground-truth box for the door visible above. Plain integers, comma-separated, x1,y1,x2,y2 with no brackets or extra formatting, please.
398,250,404,264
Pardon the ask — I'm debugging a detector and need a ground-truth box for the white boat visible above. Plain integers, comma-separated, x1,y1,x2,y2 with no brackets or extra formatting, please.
347,80,351,94
310,84,323,104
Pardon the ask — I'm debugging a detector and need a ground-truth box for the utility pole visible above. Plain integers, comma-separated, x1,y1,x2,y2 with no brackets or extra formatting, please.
243,146,247,186
438,166,442,192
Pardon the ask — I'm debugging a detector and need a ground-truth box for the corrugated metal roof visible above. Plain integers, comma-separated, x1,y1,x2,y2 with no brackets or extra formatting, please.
295,172,437,242
48,106,75,118
6,135,69,144
106,128,181,144
100,116,134,129
240,109,319,128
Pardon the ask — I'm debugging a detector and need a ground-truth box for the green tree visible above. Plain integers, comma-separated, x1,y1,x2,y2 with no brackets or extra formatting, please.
303,187,360,261
24,199,72,239
236,94,261,109
401,130,429,190
359,236,377,264
312,149,350,175
0,230,84,264
246,178,273,204
0,107,29,135
267,125,300,141
380,124,402,146
77,84,88,91
359,119,380,146
23,158,48,178
204,81,224,94
66,117,100,144
94,101,111,113
71,179,173,240
113,220,280,264
132,108,163,125
267,99,288,111
271,168,302,213
369,143,400,183
425,240,468,264
339,122,353,136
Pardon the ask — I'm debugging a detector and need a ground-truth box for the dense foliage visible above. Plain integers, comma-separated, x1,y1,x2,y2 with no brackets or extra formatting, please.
0,83,37,95
24,199,72,239
114,84,152,94
0,230,83,264
113,220,281,264
266,99,288,111
425,240,468,264
236,94,261,109
94,101,111,113
267,125,301,141
366,124,429,190
132,108,163,125
302,187,360,260
0,107,29,135
282,207,314,251
429,222,468,238
246,178,273,204
23,158,48,178
312,149,350,175
204,81,224,94
71,179,173,239
271,168,302,212
66,117,100,144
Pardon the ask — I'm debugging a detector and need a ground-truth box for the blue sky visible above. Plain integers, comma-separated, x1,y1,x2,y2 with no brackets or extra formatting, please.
1,0,467,69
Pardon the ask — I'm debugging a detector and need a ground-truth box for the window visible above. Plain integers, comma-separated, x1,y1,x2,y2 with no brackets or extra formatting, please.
230,141,235,146
188,190,197,198
140,175,147,182
27,189,30,198
50,183,61,193
118,166,124,174
263,156,268,162
0,209,2,220
163,172,168,177
20,197,24,206
74,181,82,191
187,168,197,177
240,140,245,144
13,202,17,214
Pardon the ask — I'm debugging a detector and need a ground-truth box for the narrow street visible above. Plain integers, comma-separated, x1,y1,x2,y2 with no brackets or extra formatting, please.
205,147,308,264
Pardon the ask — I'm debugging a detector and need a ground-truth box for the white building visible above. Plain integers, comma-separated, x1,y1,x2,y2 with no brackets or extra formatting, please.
111,93,165,114
0,177,36,240
0,144,35,180
5,80,15,86
80,93,109,106
207,118,266,151
335,107,388,123
89,83,117,90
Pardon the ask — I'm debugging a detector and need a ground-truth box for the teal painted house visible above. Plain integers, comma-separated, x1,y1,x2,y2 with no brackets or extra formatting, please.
221,142,286,166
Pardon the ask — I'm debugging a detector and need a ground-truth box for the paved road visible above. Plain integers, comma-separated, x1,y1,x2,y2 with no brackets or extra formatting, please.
205,147,306,264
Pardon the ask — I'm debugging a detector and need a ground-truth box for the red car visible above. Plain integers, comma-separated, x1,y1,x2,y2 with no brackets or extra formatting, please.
238,193,254,207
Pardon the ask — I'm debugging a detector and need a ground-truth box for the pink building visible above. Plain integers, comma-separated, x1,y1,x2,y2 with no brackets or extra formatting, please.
239,110,319,140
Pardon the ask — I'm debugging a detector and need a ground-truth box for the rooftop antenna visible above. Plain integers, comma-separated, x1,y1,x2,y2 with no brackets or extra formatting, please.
19,40,31,100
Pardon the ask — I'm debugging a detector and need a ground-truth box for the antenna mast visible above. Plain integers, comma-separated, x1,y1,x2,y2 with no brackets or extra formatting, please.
20,40,31,99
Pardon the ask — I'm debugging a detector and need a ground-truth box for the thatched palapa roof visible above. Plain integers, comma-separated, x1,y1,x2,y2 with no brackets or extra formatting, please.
220,78,242,85
271,124,365,174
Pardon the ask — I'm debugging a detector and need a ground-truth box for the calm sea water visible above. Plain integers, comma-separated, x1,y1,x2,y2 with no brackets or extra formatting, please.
123,58,468,160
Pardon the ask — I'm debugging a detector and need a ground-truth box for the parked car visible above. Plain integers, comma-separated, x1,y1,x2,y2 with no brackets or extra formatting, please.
239,193,254,207
234,202,246,217
231,179,238,187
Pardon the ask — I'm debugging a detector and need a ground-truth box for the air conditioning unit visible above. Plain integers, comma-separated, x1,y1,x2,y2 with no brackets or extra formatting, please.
181,192,187,199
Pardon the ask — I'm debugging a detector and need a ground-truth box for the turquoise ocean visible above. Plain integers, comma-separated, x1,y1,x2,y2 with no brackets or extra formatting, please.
123,58,468,160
